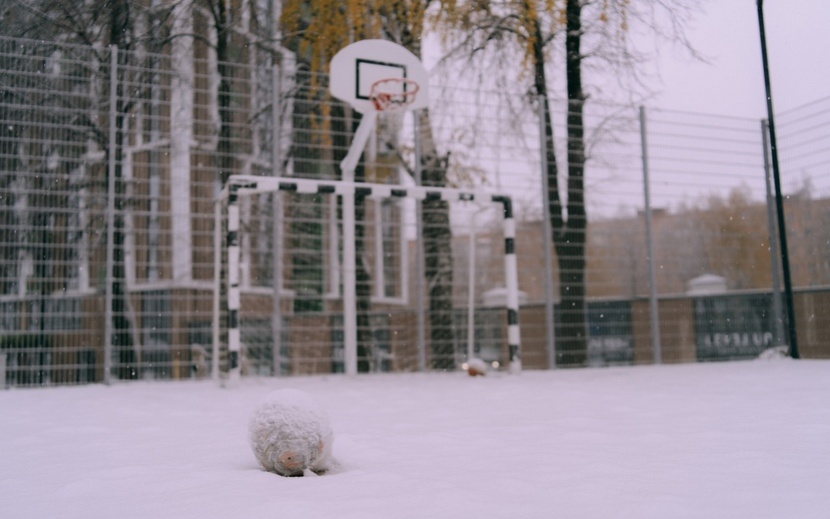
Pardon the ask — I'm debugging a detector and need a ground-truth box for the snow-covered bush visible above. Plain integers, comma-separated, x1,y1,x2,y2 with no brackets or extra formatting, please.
249,389,334,477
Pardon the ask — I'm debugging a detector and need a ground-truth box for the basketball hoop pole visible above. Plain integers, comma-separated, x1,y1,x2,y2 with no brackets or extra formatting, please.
340,111,378,376
329,39,430,375
341,112,377,174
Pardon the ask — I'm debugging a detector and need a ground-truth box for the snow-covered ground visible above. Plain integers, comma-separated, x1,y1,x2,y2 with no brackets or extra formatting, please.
1,359,828,518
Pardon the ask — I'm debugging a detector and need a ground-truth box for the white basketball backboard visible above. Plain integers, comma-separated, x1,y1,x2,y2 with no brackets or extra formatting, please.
330,39,429,114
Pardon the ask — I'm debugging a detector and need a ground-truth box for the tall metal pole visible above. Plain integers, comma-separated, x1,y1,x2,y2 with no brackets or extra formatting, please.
537,95,557,369
413,111,426,371
757,0,799,358
639,107,662,364
104,45,118,385
761,119,786,346
340,111,377,376
212,199,222,382
271,64,284,376
466,210,477,363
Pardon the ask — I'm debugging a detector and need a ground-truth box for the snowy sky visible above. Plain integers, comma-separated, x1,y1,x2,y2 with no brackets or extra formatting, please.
423,1,829,118
414,1,829,216
650,0,830,117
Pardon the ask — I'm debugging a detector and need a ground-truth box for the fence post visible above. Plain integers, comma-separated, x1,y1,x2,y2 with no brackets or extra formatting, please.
466,210,477,364
639,106,662,364
536,95,557,369
271,64,284,376
761,119,787,346
413,110,426,372
757,0,799,359
212,199,221,382
104,45,118,385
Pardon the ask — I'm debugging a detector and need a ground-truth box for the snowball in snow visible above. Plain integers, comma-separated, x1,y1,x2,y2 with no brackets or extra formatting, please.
249,389,334,477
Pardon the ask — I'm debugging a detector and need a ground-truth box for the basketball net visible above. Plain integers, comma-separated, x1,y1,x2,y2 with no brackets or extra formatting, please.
369,77,420,112
370,78,419,148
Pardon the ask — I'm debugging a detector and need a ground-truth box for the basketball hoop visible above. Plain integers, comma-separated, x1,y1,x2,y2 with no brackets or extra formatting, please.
369,78,420,112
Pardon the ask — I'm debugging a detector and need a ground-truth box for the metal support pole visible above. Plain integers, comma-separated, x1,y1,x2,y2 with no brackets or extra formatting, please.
271,64,284,376
342,187,357,376
212,199,221,382
466,209,477,363
537,95,557,369
340,111,377,376
494,196,522,374
639,106,662,364
104,45,117,385
757,0,799,358
761,119,786,346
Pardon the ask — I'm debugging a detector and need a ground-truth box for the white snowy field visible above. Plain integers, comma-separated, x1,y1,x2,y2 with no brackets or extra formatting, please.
1,360,828,519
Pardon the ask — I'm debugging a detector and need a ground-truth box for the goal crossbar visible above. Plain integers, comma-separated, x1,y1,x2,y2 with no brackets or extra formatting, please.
218,174,521,379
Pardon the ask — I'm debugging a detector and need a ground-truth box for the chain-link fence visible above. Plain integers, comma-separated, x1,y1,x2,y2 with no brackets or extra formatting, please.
1,34,828,387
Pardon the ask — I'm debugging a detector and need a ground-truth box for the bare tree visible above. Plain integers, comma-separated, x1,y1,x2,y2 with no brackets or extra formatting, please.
436,0,702,365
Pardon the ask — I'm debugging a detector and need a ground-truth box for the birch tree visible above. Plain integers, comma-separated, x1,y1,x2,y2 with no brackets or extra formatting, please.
436,0,701,365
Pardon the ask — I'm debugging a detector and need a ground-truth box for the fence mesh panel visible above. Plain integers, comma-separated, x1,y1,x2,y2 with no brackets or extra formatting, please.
1,34,828,387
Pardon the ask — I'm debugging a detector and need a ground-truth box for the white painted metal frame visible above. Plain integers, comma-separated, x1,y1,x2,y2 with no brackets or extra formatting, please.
219,173,522,378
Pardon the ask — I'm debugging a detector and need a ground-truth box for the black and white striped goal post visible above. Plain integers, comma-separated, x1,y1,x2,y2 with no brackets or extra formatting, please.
218,174,522,379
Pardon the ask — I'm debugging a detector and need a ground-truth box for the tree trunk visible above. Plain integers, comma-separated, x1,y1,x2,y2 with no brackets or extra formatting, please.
417,110,456,371
555,0,588,366
529,0,588,366
289,70,326,315
110,120,137,379
353,164,374,374
109,1,138,379
383,30,456,371
215,0,234,187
